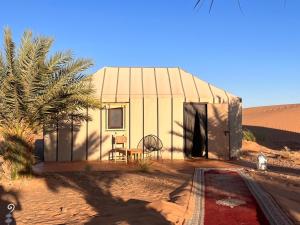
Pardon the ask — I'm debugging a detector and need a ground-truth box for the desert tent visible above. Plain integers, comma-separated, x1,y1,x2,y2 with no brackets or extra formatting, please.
44,67,242,161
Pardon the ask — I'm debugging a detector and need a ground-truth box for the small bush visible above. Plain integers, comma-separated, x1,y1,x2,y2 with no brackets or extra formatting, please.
243,129,256,142
84,164,92,172
137,160,152,173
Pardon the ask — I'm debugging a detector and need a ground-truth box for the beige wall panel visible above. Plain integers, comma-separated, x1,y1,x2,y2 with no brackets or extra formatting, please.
142,68,156,96
158,98,172,159
228,97,242,158
102,67,118,102
194,78,214,103
130,99,143,149
168,68,184,97
87,109,101,160
44,126,57,161
130,67,143,98
207,104,229,160
117,67,130,102
101,103,129,160
172,98,185,159
144,97,157,136
58,120,72,161
73,110,87,161
210,85,228,104
179,69,199,102
91,68,105,99
155,68,171,96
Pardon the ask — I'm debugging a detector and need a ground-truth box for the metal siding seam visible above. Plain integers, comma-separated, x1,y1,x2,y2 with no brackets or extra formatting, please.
178,67,186,102
71,115,73,161
99,68,106,160
224,91,231,158
100,108,102,160
167,68,173,160
115,67,120,103
129,67,131,149
154,68,159,159
208,83,215,104
86,107,88,160
141,68,145,158
178,68,186,156
205,104,208,158
192,75,201,102
42,126,45,161
56,120,58,162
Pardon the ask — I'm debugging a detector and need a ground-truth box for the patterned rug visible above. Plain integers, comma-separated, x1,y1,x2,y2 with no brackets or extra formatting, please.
186,168,294,225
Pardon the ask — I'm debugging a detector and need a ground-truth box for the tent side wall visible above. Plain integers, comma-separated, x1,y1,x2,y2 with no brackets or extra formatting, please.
155,68,172,159
73,109,87,161
207,103,230,160
44,127,57,161
228,97,243,158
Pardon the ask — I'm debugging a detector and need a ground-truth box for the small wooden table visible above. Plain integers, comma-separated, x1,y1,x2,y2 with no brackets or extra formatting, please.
128,149,143,161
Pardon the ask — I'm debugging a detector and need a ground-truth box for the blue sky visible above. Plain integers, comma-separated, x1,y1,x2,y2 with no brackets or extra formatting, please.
1,0,299,107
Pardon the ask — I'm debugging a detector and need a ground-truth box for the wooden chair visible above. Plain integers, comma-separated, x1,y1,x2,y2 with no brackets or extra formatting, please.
112,135,128,163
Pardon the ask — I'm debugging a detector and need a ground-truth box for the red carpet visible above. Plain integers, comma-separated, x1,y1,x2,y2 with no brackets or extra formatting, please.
204,170,270,225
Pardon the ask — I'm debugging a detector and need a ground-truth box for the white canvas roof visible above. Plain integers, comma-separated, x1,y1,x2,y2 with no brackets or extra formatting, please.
91,67,239,103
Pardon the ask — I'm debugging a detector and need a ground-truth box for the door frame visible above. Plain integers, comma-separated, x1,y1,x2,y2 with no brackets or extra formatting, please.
183,102,208,159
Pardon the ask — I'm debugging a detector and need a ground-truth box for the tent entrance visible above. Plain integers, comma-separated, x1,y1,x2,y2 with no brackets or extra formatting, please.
183,103,208,158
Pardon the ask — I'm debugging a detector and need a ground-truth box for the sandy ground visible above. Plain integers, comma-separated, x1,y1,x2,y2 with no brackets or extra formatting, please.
240,141,300,224
1,156,299,224
242,104,300,223
1,104,299,224
0,163,194,225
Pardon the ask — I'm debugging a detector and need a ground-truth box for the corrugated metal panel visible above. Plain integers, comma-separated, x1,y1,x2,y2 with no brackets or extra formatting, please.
143,68,157,139
130,99,143,149
144,98,157,136
91,68,105,99
207,104,229,160
228,98,242,158
130,68,143,98
117,67,130,102
179,69,199,102
58,120,72,161
168,68,184,98
158,98,172,159
155,68,171,97
44,127,57,161
73,109,87,161
142,68,157,97
172,98,184,159
100,107,110,160
102,67,118,102
87,109,101,160
194,77,214,103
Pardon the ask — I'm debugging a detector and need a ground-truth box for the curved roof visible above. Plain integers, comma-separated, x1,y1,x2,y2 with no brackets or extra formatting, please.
91,67,239,103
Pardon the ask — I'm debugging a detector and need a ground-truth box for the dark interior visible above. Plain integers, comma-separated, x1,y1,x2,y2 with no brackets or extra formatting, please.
183,103,208,158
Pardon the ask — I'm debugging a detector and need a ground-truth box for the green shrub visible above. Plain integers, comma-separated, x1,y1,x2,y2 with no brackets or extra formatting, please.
243,129,256,142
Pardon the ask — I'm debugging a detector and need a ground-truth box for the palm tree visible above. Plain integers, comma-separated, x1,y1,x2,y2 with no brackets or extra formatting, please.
0,28,99,177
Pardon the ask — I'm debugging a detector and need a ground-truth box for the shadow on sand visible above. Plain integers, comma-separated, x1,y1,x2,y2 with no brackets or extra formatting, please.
244,125,300,151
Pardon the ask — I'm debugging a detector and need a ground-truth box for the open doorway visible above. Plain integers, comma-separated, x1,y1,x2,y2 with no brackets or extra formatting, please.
183,103,207,158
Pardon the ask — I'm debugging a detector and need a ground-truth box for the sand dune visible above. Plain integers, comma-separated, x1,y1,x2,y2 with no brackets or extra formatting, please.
243,104,300,150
